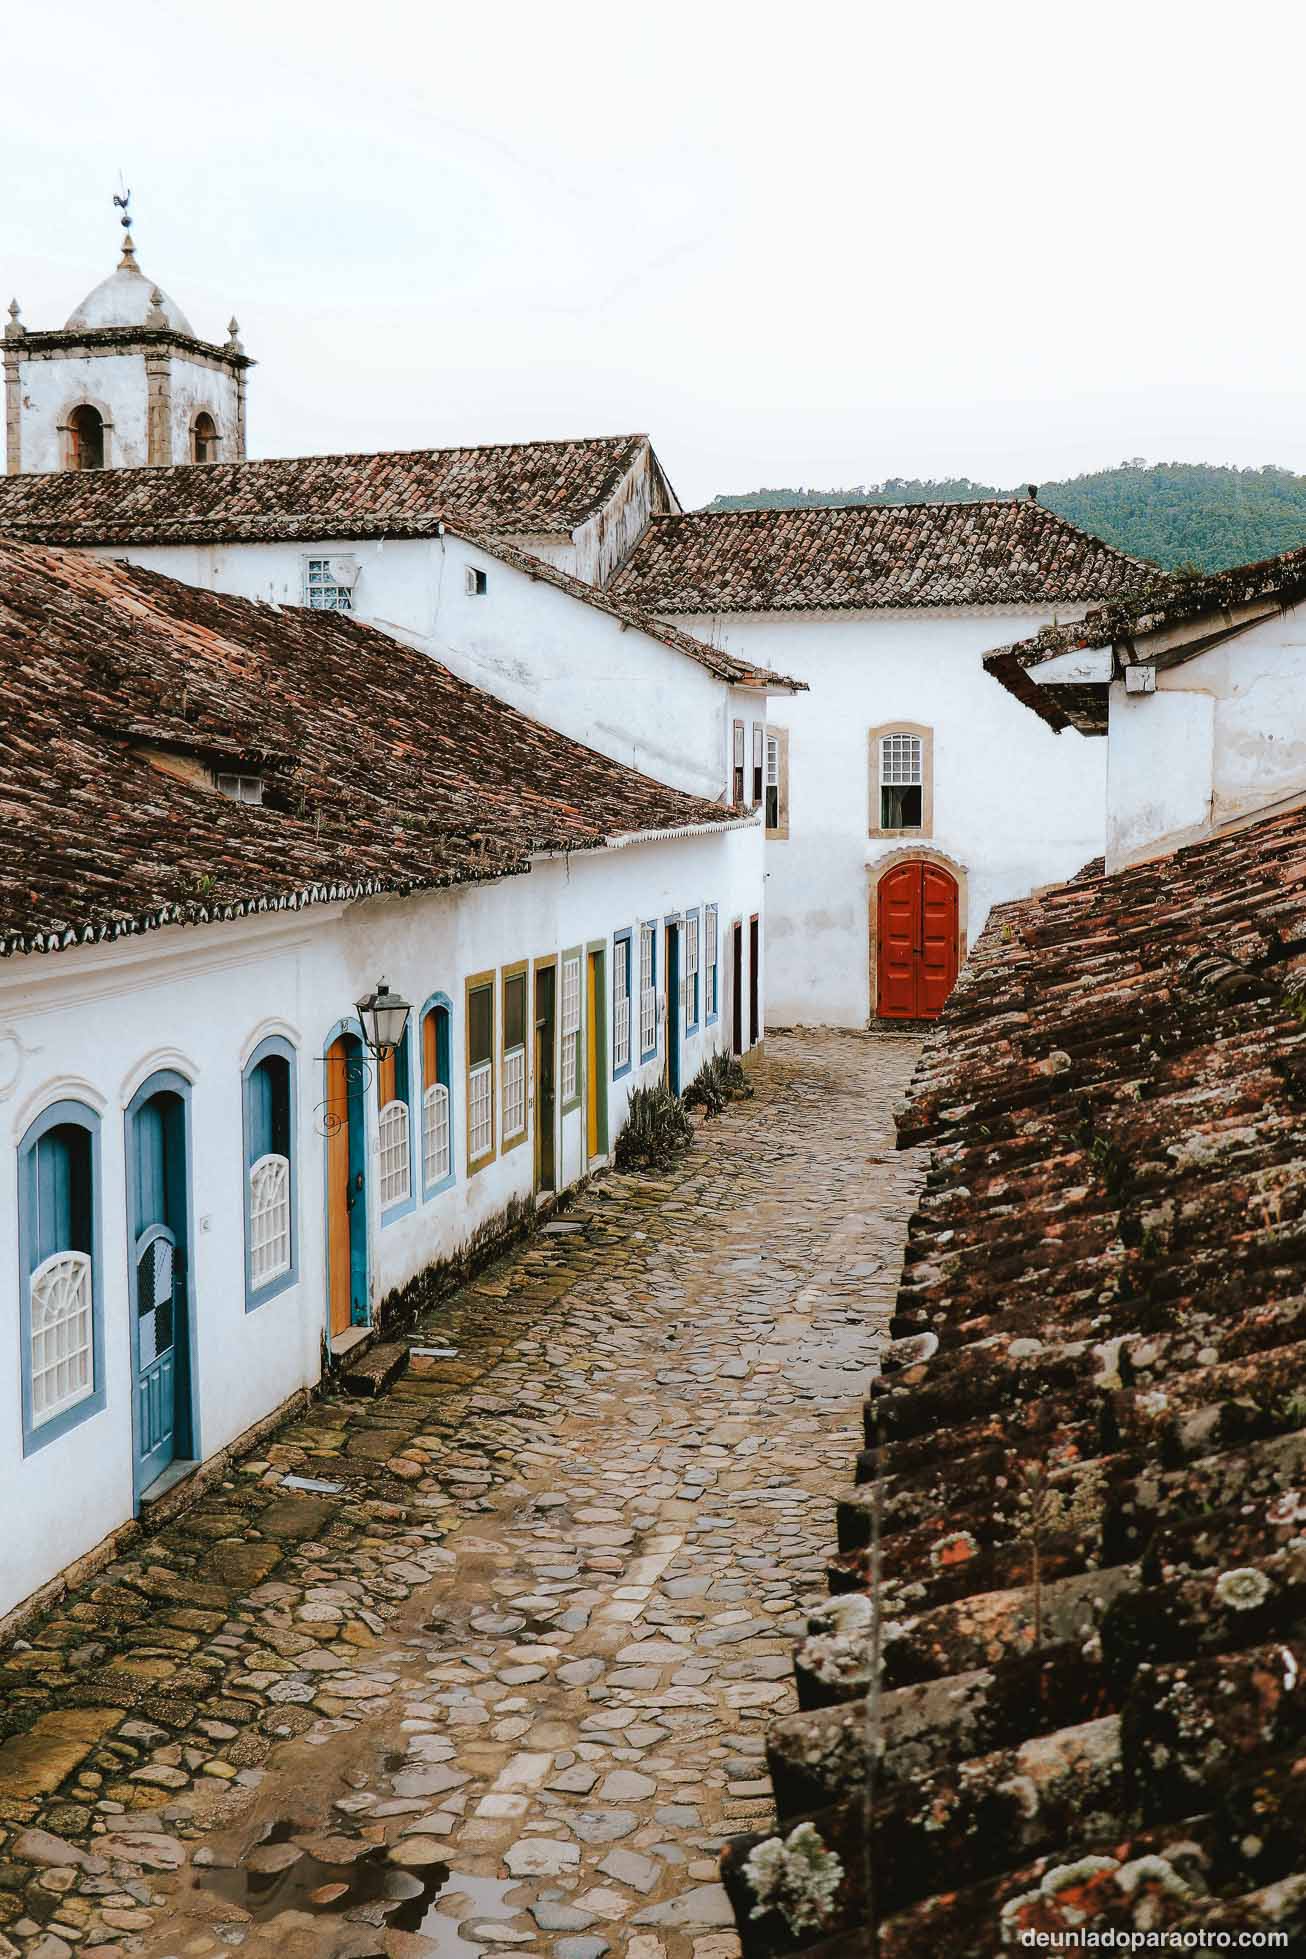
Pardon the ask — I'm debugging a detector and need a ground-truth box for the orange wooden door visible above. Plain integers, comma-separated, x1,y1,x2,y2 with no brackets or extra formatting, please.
919,863,960,1017
325,1038,353,1337
876,863,958,1020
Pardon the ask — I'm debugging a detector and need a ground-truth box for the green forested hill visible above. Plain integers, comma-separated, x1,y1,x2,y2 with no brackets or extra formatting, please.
704,463,1306,573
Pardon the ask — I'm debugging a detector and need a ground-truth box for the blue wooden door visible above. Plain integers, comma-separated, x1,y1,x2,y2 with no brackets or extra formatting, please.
129,1087,190,1494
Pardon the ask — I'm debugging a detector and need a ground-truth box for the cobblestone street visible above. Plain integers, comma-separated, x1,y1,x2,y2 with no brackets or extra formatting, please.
0,1031,923,1959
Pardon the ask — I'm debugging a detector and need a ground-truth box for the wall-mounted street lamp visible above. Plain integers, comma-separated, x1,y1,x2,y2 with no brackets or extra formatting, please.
354,977,412,1058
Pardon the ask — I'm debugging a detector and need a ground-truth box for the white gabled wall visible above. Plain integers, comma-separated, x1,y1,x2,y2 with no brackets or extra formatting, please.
1105,606,1306,870
667,607,1107,1028
0,821,763,1623
86,535,741,805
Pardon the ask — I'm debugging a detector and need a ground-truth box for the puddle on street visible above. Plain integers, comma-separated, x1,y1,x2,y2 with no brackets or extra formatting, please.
198,1822,526,1955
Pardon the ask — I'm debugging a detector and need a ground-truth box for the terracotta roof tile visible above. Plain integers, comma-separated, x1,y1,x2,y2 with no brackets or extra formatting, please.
611,501,1160,614
985,541,1306,732
0,435,653,542
721,803,1306,1953
0,542,746,958
0,443,802,694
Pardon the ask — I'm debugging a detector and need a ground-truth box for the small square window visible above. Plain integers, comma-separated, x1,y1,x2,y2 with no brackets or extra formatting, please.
465,566,488,597
216,772,265,805
304,558,353,611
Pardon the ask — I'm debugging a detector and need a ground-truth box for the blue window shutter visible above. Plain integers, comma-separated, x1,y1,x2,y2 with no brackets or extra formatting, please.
248,1060,274,1164
34,1127,90,1263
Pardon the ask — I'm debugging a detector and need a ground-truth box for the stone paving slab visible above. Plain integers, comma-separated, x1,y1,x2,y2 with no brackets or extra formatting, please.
0,1031,923,1959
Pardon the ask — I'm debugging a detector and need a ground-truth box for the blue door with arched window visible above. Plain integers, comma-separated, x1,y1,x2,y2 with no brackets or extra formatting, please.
126,1072,195,1498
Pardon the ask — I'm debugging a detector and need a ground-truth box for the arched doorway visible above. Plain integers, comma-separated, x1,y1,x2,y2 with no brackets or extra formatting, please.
125,1071,195,1499
876,860,960,1020
323,1028,369,1341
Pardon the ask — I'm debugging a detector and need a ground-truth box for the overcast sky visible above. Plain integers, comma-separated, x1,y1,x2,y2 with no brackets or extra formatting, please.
6,0,1303,507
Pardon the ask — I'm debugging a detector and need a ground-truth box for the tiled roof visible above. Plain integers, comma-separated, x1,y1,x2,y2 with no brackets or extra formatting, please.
0,543,746,959
722,801,1306,1952
0,435,654,543
0,443,800,693
610,500,1160,613
985,542,1306,732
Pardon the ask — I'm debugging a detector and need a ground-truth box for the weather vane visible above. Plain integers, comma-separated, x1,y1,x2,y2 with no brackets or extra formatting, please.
113,180,132,234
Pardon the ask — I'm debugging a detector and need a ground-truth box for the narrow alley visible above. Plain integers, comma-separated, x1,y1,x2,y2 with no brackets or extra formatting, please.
0,1032,924,1959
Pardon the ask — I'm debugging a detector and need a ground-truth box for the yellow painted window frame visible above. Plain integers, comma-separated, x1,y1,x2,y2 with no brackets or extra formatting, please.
464,968,497,1176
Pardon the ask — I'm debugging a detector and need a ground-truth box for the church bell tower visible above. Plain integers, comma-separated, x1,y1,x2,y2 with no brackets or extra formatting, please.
3,196,253,476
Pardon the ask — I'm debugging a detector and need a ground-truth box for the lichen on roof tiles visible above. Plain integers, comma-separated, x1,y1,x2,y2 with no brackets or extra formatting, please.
721,800,1306,1954
0,542,745,958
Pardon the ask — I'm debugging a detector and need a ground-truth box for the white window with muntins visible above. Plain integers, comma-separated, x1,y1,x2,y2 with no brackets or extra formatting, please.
423,1082,450,1186
469,1062,493,1159
216,772,265,805
705,906,718,1017
378,1099,411,1208
685,914,699,1024
304,557,355,611
880,732,924,829
561,953,581,1101
502,970,528,1143
613,939,631,1070
248,1153,291,1287
639,924,656,1057
30,1250,93,1425
503,1048,526,1139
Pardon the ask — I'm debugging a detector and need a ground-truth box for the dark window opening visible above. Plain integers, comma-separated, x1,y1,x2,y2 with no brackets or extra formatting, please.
504,972,527,1050
765,784,780,829
67,405,104,471
466,567,488,596
881,783,923,829
248,1055,291,1162
192,412,219,464
469,984,493,1067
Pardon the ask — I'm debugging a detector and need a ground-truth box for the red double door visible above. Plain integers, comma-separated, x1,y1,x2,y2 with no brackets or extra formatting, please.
876,861,959,1021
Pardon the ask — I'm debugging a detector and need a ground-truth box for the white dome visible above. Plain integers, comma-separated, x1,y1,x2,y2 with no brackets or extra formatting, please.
65,239,194,336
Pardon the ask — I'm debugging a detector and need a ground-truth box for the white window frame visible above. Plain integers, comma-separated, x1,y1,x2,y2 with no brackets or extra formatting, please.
639,923,657,1060
248,1153,292,1288
685,912,700,1030
502,1044,526,1142
469,1060,493,1161
561,952,582,1105
378,1099,412,1209
705,905,719,1022
613,936,631,1072
29,1249,94,1427
422,1080,451,1188
304,556,354,612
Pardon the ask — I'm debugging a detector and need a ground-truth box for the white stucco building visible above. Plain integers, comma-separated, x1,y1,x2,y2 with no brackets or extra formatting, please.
0,542,762,1628
984,544,1306,872
611,502,1157,1027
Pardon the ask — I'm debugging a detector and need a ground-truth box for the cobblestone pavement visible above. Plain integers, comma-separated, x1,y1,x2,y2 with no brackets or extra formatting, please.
0,1031,924,1959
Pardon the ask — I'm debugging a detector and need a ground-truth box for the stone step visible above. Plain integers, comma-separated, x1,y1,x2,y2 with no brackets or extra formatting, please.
340,1340,409,1397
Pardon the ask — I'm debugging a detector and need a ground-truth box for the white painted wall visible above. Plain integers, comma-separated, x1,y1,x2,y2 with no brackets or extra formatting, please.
165,355,240,464
14,347,239,473
88,534,751,804
0,821,762,1621
666,607,1106,1027
1105,605,1306,871
16,351,149,472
